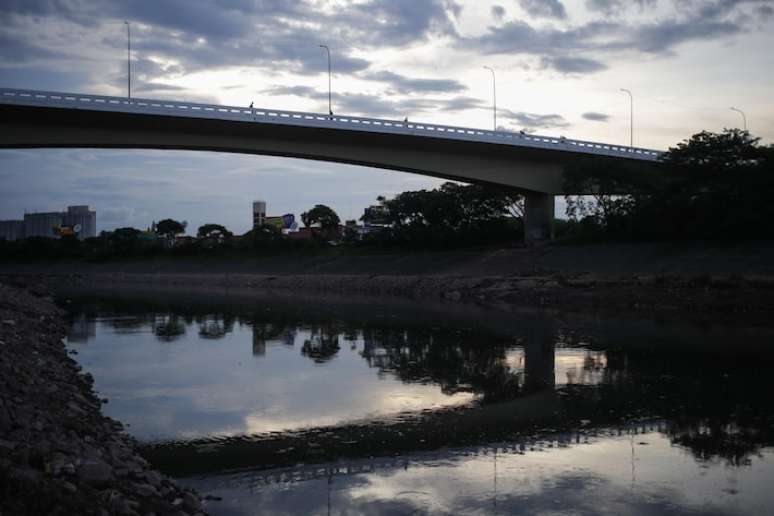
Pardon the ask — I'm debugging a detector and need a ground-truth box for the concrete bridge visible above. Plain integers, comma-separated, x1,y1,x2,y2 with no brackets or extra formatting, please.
0,88,663,242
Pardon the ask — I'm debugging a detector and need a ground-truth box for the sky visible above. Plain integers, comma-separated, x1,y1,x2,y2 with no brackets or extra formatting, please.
1,0,773,234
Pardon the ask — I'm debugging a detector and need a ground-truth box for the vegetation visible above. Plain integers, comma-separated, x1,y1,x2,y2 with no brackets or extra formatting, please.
1,129,771,263
360,182,523,247
156,219,186,240
561,129,774,241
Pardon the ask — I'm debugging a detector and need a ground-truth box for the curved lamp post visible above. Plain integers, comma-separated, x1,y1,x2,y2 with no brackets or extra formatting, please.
620,88,633,148
730,107,747,131
319,44,332,115
484,66,496,131
124,21,131,101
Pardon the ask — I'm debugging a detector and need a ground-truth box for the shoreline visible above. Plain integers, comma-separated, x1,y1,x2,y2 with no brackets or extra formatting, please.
0,284,208,515
4,269,774,324
4,241,774,323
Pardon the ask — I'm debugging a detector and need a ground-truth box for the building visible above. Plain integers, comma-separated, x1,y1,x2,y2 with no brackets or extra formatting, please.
252,200,266,229
63,205,97,240
0,205,96,241
0,220,25,241
24,212,63,239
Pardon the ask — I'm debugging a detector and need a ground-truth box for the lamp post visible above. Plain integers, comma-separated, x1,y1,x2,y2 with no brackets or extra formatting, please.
620,88,633,148
484,66,496,131
319,44,332,115
124,21,131,101
730,107,747,131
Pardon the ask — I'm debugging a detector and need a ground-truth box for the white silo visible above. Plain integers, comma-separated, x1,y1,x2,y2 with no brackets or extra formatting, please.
253,200,266,228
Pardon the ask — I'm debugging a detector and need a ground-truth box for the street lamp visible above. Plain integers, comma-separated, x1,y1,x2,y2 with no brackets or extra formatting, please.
319,44,332,116
730,107,747,131
620,88,633,148
484,66,496,131
124,21,131,101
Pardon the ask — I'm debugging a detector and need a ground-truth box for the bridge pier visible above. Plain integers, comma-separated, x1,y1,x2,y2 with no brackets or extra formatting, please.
524,192,554,245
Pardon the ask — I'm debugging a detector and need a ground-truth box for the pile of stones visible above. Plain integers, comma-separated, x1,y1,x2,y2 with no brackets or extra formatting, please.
0,284,207,515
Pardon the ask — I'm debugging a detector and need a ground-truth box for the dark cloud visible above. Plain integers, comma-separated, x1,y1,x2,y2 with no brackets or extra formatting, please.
501,109,570,129
542,56,608,74
362,71,466,94
491,5,506,21
0,33,67,64
585,0,658,14
460,0,756,74
582,111,610,122
0,0,460,95
260,85,484,118
438,96,486,111
519,0,567,19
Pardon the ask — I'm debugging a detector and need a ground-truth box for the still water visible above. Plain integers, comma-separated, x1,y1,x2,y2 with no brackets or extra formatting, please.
62,288,774,515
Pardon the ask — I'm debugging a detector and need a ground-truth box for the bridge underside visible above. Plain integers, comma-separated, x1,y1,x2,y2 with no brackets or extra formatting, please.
0,104,647,243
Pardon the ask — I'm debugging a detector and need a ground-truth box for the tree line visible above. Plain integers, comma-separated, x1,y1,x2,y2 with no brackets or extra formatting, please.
1,128,771,262
560,129,774,241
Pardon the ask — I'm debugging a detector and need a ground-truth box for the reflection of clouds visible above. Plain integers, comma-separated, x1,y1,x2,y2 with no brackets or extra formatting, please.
74,320,477,440
186,433,774,515
243,386,475,434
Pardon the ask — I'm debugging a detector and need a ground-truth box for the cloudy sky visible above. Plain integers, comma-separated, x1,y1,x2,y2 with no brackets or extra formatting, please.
1,0,772,233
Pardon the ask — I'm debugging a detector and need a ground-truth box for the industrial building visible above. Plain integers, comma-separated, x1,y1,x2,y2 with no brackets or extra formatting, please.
0,205,96,241
252,200,266,229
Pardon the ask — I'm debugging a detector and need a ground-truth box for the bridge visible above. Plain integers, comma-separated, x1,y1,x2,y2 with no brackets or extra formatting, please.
0,88,663,242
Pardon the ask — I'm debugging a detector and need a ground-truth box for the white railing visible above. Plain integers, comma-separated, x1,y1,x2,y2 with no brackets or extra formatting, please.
0,88,663,161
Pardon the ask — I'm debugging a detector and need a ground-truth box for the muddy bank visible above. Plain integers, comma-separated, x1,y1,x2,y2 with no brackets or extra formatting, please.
4,242,774,321
5,269,774,323
0,284,208,516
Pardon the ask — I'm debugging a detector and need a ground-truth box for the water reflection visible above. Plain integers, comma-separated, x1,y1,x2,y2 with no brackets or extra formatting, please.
62,292,774,486
183,421,774,516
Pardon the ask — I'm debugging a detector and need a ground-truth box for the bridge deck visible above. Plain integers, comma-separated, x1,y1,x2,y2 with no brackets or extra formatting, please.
0,88,662,162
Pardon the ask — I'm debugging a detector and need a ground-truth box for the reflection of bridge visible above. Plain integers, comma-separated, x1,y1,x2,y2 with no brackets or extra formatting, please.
198,419,668,488
0,88,662,242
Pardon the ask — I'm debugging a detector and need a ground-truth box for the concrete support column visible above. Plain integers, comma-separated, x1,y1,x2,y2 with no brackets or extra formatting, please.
524,192,554,245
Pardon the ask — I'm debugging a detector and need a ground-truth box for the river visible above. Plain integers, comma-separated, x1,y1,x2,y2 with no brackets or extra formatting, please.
61,287,774,515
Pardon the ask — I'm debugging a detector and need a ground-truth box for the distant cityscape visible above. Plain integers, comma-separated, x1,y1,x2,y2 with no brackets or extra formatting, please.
0,205,96,242
0,200,387,244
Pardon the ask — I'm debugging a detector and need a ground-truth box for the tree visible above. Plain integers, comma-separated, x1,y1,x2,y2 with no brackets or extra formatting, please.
560,129,774,241
156,219,186,239
301,204,340,229
360,182,522,247
197,223,232,240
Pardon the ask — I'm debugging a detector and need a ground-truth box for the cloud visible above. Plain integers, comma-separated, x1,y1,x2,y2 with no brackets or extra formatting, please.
501,109,570,129
491,5,506,21
518,0,568,20
541,56,608,74
585,0,658,15
582,112,610,122
459,0,757,76
361,71,467,94
0,0,460,96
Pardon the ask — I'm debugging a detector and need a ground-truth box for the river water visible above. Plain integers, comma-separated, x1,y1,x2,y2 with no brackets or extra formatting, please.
61,288,774,515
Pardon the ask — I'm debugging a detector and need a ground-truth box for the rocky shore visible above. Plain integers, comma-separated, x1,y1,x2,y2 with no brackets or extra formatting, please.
0,284,207,516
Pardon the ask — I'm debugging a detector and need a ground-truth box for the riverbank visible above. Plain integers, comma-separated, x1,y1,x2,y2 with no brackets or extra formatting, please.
3,242,774,322
0,284,207,516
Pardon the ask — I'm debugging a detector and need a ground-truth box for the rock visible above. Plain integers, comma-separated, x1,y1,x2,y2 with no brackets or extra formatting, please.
62,481,78,493
78,458,113,486
135,483,158,498
182,492,203,512
144,470,162,487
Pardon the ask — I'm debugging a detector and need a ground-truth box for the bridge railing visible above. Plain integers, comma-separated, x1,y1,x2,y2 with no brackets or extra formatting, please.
0,88,662,161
